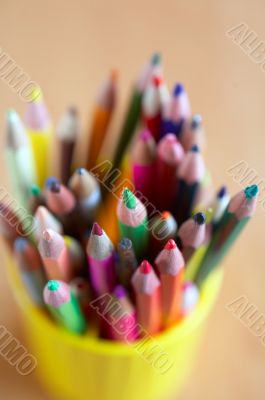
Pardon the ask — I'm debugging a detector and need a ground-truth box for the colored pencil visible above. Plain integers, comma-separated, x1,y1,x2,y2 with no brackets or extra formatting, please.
149,211,178,258
132,260,161,335
111,53,161,171
24,88,52,187
117,237,137,288
180,114,205,152
156,133,184,211
195,185,259,286
68,168,101,226
5,110,36,208
86,71,117,169
46,181,77,235
175,144,205,224
33,205,63,242
131,129,156,203
70,277,91,318
161,83,191,138
44,280,87,334
211,186,230,229
56,107,79,184
155,239,185,327
142,73,169,142
177,212,206,262
86,222,116,296
117,188,149,258
181,282,199,317
38,228,73,282
14,238,46,305
106,285,138,342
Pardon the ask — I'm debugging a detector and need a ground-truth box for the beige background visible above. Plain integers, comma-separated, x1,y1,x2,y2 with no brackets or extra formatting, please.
0,0,265,399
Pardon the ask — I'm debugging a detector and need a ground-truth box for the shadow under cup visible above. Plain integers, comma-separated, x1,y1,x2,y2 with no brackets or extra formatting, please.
5,252,223,400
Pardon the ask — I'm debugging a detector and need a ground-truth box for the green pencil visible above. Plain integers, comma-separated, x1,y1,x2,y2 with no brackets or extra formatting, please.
43,280,87,334
117,188,149,258
111,53,161,170
194,185,259,287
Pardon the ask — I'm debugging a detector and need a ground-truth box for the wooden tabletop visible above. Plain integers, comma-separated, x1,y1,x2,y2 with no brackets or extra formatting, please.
0,0,265,399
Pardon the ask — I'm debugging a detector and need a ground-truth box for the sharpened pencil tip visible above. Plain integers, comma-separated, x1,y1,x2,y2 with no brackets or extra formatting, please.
113,285,127,299
47,280,60,291
191,114,202,129
152,74,162,87
244,185,259,199
50,182,61,193
140,129,152,141
119,237,132,250
193,212,206,225
45,176,59,188
173,83,184,97
122,188,136,210
161,211,171,220
140,260,152,274
191,144,199,153
92,222,103,236
77,168,86,175
43,229,52,241
165,239,177,250
217,186,227,199
30,184,41,196
151,53,161,66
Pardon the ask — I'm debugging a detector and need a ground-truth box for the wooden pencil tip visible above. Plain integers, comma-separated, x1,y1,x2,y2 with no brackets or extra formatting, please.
47,280,60,291
165,239,177,250
92,222,103,236
140,260,152,274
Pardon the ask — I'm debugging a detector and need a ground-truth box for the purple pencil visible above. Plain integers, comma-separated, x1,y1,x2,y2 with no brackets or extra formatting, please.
86,222,116,296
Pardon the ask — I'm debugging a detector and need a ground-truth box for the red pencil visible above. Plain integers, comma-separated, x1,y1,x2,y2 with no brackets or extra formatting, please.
142,73,169,142
131,260,161,335
155,239,185,327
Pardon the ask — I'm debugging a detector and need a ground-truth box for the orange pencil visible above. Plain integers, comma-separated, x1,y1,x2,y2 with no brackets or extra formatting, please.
131,260,161,335
86,71,118,169
155,239,185,327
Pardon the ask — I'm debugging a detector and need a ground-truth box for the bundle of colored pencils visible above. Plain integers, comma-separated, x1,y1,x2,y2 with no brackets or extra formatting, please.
2,54,259,338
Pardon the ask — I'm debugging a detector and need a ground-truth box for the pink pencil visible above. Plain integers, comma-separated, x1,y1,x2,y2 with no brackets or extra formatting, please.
86,222,116,296
132,129,156,203
156,133,184,210
155,239,185,327
38,228,73,282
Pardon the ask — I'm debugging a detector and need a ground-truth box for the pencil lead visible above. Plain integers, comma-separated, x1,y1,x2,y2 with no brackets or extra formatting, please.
122,188,136,209
244,185,259,199
45,176,59,188
217,186,227,199
14,237,27,251
173,83,184,97
43,229,52,241
153,75,162,87
191,114,202,129
140,260,152,274
191,144,199,152
113,285,126,299
77,168,86,175
151,52,161,66
193,212,206,225
30,184,41,196
47,280,60,291
92,222,103,236
165,239,177,250
50,182,61,193
140,129,152,141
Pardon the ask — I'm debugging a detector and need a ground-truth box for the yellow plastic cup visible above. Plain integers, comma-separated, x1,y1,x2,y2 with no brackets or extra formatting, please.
5,249,223,400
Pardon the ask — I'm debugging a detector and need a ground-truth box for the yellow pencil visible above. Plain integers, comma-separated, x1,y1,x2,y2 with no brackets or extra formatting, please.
24,88,52,187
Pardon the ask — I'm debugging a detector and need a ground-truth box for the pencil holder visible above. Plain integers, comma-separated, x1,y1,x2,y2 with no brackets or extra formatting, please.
5,250,223,400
